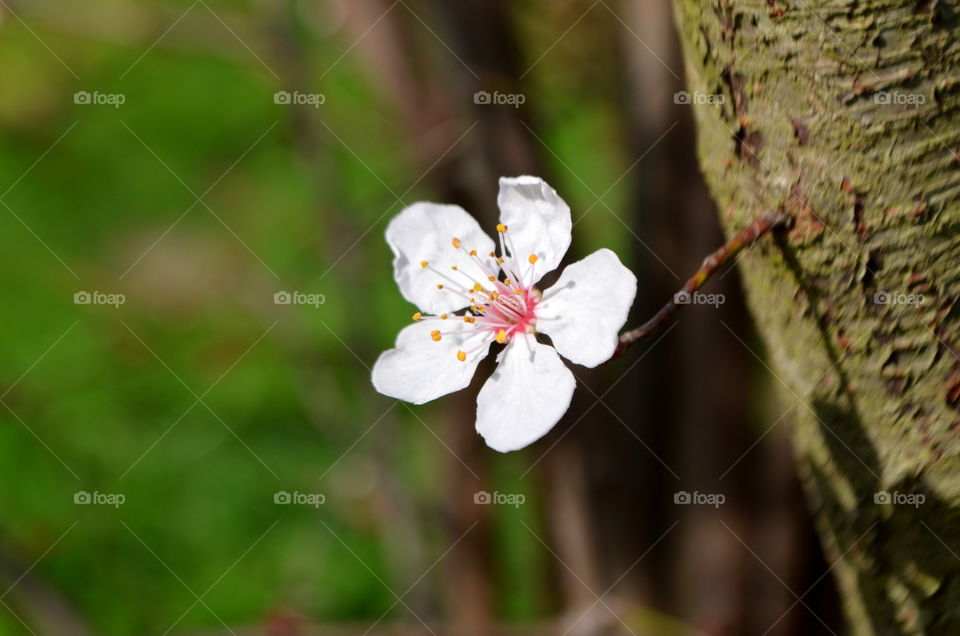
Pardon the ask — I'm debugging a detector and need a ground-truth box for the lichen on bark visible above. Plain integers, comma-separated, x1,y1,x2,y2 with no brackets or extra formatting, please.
672,0,960,632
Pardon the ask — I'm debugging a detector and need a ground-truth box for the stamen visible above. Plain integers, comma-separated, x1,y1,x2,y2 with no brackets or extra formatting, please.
449,262,494,291
414,313,458,322
523,254,539,288
408,222,540,347
457,245,500,285
488,287,526,319
502,231,525,286
421,262,477,298
494,230,524,292
456,351,466,362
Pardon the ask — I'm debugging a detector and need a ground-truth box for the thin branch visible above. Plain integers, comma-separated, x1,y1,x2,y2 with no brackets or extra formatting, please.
616,209,788,355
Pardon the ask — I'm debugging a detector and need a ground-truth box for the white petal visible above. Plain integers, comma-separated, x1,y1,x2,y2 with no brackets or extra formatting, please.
475,336,576,452
536,248,637,368
387,203,497,315
496,177,572,283
372,319,492,405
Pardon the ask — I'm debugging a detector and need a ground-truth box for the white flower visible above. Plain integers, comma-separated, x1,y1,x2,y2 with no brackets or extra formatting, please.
372,176,637,452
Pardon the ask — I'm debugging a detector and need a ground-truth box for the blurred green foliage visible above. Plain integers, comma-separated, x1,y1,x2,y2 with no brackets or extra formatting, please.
0,1,634,633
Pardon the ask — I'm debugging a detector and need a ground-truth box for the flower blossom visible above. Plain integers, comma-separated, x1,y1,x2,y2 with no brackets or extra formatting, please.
372,176,637,452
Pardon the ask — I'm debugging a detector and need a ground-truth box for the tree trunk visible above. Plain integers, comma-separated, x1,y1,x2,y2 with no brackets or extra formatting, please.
671,0,960,633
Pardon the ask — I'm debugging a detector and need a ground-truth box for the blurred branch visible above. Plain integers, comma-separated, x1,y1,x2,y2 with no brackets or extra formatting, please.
544,443,601,610
616,209,788,355
0,551,90,636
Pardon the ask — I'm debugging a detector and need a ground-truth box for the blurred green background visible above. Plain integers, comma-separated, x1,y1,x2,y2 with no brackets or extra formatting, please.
0,1,641,633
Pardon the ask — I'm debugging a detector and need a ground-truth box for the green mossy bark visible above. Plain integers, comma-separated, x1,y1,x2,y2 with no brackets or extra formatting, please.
673,0,960,632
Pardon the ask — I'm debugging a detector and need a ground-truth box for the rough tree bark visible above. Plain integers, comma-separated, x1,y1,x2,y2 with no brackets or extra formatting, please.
671,0,960,633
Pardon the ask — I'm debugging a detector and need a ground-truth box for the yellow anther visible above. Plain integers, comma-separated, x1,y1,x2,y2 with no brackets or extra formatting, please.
528,254,538,264
420,260,428,268
451,265,458,271
504,278,513,286
463,316,476,323
431,330,442,341
496,257,505,264
515,289,524,295
456,350,467,362
452,237,461,248
495,329,507,344
488,251,496,258
437,284,444,289
412,312,422,321
487,275,496,282
472,282,484,293
469,249,477,256
440,314,448,319
496,224,507,232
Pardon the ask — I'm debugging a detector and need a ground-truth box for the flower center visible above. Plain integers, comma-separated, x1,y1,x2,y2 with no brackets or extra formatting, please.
411,225,542,361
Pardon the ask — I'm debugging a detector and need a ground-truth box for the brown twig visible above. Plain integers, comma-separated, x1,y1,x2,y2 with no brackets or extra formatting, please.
615,209,788,356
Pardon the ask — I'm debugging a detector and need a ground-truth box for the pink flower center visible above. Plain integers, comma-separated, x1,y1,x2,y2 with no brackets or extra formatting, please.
412,225,543,361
